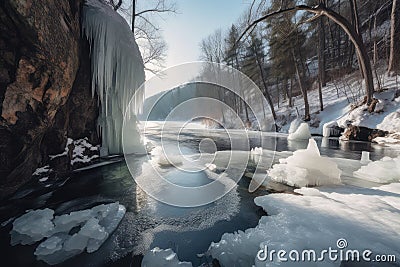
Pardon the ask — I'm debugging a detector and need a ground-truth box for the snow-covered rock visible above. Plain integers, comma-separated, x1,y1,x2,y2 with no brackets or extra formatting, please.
208,183,400,266
322,121,341,137
142,247,193,267
10,203,126,265
50,138,99,166
288,123,312,140
268,139,341,187
354,155,400,183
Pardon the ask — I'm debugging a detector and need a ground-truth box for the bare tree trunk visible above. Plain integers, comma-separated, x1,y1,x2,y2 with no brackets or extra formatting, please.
240,3,375,104
292,50,310,121
256,55,277,120
131,0,136,32
388,0,400,74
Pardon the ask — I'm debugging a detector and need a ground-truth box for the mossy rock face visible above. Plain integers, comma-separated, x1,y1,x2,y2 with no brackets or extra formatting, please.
0,0,99,198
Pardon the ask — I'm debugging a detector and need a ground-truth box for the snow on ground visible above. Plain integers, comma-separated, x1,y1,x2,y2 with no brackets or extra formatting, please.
10,203,125,265
273,72,400,139
208,183,400,267
354,155,400,183
142,247,193,267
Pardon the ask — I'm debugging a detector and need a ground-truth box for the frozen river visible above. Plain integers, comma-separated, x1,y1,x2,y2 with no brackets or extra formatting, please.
0,121,399,266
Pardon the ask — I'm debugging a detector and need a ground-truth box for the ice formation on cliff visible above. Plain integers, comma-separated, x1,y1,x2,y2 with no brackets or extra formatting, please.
82,0,145,155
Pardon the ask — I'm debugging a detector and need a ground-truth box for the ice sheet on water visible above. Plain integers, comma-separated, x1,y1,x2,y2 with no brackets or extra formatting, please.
354,155,400,183
268,139,341,187
10,203,126,265
142,247,193,267
208,183,400,267
288,122,312,140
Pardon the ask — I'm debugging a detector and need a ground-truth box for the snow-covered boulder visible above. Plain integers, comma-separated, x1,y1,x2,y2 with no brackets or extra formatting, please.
322,121,342,137
10,202,126,265
142,247,193,267
268,139,341,187
288,123,311,140
354,155,400,183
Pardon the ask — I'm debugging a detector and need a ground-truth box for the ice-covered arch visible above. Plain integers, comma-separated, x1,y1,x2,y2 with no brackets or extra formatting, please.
82,0,145,155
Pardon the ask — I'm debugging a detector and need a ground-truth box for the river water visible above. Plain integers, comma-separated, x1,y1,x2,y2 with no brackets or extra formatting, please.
0,122,399,267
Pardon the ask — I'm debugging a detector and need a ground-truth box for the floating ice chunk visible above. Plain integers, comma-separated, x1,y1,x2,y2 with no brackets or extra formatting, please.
251,147,263,155
288,118,302,134
53,209,92,233
142,247,193,267
354,156,400,183
10,208,54,245
10,203,126,265
157,154,183,167
268,139,341,187
288,123,311,140
205,163,217,171
360,151,371,165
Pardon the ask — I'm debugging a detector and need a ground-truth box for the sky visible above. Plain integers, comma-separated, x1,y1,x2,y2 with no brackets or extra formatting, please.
156,0,252,70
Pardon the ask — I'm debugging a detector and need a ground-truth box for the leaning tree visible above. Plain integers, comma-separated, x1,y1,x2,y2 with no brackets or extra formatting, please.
239,3,375,107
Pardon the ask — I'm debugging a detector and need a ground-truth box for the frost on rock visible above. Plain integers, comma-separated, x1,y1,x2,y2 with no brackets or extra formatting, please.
10,203,126,265
268,139,341,187
354,155,400,183
288,122,311,140
142,247,193,267
82,0,146,155
208,183,400,267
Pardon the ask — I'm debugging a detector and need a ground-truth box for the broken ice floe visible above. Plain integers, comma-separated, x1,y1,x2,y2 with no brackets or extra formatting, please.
10,202,125,265
268,138,341,187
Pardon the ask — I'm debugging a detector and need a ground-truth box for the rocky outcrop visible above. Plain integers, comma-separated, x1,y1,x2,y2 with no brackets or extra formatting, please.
0,0,98,198
343,125,388,142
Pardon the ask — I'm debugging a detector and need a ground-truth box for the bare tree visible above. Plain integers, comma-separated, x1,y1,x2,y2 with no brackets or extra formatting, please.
388,0,400,74
238,3,375,106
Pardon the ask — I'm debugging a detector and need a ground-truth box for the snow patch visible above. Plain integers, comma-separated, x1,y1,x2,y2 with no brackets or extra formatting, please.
208,183,400,266
354,155,400,183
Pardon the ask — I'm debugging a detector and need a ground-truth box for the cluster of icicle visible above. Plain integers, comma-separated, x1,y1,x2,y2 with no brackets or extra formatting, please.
82,0,145,155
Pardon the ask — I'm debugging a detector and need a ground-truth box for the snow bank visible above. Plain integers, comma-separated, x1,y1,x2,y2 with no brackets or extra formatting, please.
82,0,145,155
10,203,126,265
142,247,193,267
288,123,311,140
354,155,400,183
268,139,341,187
377,110,400,133
157,154,183,167
208,183,400,266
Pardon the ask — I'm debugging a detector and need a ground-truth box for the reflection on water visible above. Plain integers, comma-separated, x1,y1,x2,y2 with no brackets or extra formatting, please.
1,123,399,266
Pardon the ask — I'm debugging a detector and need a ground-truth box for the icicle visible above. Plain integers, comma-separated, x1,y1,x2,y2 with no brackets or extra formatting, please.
82,0,145,155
